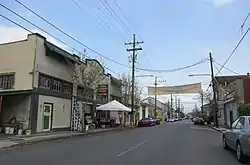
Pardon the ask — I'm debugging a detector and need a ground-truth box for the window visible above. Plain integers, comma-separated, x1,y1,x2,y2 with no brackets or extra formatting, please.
232,119,239,129
63,82,72,94
39,75,51,89
235,118,245,129
52,79,63,92
0,74,15,89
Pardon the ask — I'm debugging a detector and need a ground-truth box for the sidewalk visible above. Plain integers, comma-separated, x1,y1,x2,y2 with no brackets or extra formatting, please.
206,123,227,133
0,127,129,150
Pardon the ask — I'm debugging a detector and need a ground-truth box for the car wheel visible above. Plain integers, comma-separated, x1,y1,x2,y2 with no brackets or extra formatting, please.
236,142,246,163
222,136,228,150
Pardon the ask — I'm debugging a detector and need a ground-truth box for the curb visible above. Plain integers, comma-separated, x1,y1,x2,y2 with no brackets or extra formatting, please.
0,127,136,151
206,124,224,133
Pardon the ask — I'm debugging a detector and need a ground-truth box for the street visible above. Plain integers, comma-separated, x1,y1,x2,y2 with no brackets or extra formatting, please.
0,121,243,165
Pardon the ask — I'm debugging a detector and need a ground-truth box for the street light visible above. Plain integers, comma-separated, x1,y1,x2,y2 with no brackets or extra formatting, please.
188,74,211,77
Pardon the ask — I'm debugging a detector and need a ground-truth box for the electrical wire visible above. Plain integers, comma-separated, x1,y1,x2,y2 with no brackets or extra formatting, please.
112,0,143,40
241,11,250,33
135,58,209,73
0,12,120,77
216,24,250,76
70,0,129,43
1,2,131,68
1,2,211,74
100,0,133,36
213,60,240,75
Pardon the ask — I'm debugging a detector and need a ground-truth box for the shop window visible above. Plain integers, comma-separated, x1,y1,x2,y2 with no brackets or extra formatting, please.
0,74,15,89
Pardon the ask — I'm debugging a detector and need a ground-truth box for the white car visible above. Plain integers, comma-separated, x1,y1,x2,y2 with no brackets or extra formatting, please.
168,118,176,122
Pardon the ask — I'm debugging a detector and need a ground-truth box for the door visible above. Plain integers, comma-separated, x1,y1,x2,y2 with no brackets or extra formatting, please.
43,103,53,131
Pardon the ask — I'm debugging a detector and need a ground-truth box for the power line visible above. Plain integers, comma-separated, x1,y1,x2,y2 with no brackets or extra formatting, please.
136,58,209,73
216,24,250,76
2,2,131,68
71,0,129,43
1,2,211,74
213,60,240,75
0,12,120,77
241,11,250,33
100,0,133,36
112,0,143,40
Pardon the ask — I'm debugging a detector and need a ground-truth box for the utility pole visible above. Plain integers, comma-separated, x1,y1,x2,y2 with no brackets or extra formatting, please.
125,34,143,126
209,52,219,128
170,94,173,118
167,99,170,119
154,76,157,117
201,91,204,118
175,96,177,118
178,98,181,117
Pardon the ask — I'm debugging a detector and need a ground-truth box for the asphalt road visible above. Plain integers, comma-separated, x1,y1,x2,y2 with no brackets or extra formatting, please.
0,120,245,165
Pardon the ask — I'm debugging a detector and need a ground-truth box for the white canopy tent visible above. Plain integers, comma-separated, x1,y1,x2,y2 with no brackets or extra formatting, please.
96,100,131,112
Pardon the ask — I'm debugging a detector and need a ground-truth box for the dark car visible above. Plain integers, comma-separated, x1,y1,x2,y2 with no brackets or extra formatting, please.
194,117,204,125
138,118,156,127
151,116,160,125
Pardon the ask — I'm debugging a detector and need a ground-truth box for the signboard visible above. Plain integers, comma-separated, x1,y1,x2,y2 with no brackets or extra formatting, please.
148,82,201,95
98,85,108,96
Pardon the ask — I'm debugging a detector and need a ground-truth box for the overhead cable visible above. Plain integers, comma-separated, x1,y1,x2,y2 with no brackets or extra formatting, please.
1,2,210,74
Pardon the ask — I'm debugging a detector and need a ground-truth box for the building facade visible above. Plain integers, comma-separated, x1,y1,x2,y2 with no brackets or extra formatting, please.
0,33,113,133
215,75,250,127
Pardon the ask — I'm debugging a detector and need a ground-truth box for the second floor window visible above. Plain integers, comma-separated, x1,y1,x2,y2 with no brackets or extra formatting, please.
52,79,63,92
39,74,72,94
0,74,15,89
63,82,72,94
39,75,51,89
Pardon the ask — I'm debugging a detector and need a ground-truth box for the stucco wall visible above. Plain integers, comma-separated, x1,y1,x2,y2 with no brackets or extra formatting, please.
34,36,74,87
37,95,71,132
0,35,36,91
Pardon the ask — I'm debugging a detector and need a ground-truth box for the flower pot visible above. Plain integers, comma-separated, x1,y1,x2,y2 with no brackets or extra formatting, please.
5,127,10,134
17,129,23,135
25,130,31,135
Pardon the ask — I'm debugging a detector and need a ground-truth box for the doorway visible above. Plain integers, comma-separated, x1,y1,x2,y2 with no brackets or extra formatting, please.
43,103,53,132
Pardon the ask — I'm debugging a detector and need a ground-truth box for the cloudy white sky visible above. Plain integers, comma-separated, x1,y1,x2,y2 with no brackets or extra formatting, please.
0,0,249,112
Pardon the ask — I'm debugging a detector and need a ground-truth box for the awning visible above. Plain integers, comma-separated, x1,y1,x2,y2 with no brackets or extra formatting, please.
96,100,131,112
44,41,80,64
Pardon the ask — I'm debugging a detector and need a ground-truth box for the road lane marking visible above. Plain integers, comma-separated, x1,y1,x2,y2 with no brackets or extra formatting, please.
116,140,148,157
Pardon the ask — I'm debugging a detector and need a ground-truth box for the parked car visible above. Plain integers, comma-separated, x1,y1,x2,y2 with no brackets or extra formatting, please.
138,118,156,127
222,116,250,163
151,116,160,125
167,118,176,122
194,117,204,125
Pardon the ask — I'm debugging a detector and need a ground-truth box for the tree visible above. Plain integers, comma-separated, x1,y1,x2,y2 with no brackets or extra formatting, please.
120,73,142,107
81,60,105,90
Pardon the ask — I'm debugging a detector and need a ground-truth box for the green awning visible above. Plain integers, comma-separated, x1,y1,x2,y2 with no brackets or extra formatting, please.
44,41,80,64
